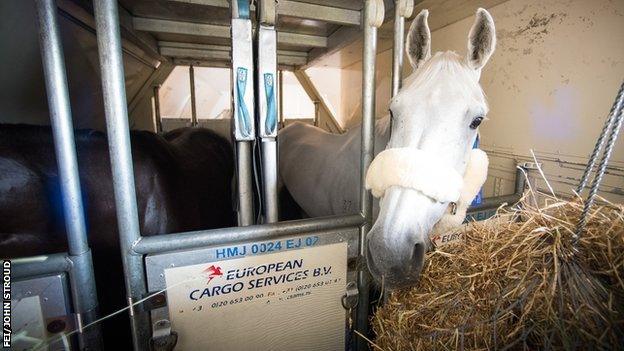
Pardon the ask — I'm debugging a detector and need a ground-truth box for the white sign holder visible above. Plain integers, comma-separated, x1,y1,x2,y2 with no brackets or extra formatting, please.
165,243,347,350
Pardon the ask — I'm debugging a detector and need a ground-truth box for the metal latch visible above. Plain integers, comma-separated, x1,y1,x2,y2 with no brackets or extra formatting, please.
341,281,359,310
151,319,178,351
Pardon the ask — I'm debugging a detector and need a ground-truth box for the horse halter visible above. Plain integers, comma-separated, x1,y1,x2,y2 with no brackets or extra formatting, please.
449,201,458,215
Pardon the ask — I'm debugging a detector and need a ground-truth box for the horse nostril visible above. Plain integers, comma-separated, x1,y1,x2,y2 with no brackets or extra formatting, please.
411,242,426,271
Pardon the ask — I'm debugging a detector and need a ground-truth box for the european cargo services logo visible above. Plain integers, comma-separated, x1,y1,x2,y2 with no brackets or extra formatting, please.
202,265,223,285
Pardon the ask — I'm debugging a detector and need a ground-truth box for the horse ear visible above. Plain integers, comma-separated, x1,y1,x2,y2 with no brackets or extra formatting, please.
467,8,496,71
406,9,431,70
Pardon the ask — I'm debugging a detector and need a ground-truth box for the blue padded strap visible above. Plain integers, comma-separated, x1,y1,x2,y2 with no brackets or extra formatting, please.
236,0,250,19
263,73,277,135
236,67,251,138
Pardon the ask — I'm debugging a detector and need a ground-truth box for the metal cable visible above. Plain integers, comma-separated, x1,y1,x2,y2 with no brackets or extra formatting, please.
574,82,624,242
576,81,624,193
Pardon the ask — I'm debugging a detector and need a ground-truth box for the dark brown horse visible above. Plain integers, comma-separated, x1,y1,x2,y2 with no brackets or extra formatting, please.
0,124,235,345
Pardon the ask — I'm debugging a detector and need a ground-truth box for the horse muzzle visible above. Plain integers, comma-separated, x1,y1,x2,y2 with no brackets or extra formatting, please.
364,186,447,289
365,228,427,289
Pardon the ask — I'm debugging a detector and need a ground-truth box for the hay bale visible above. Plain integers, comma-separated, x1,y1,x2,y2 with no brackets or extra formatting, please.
372,197,624,350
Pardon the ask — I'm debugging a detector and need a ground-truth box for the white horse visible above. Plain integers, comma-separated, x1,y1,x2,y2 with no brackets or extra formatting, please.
279,8,496,289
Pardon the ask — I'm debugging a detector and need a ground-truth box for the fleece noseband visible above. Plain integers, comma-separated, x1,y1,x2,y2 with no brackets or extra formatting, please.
366,147,489,205
365,148,464,203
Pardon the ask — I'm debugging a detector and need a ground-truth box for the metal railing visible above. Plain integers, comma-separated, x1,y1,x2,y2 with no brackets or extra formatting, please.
93,1,151,348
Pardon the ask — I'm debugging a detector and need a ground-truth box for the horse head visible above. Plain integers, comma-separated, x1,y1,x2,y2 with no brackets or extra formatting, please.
365,8,496,289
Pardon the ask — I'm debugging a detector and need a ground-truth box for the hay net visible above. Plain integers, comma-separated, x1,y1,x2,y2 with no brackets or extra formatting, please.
373,194,624,351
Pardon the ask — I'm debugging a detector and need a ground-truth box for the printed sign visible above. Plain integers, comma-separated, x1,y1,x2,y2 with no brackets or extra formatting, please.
430,231,464,248
164,243,348,351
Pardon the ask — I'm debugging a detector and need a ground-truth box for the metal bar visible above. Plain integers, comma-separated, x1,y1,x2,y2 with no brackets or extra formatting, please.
174,59,301,71
357,1,382,349
278,1,361,26
257,2,279,223
159,41,232,51
359,0,379,254
66,250,99,343
576,81,624,193
173,58,230,68
133,17,230,37
11,253,71,279
35,1,101,348
167,0,360,25
261,140,279,222
277,31,327,48
36,0,89,259
278,70,285,128
160,46,231,61
391,0,406,97
231,3,256,225
281,56,313,68
134,17,327,48
276,55,307,68
93,1,150,349
237,141,255,226
133,214,364,254
153,85,163,133
189,65,198,126
159,46,307,66
159,41,309,57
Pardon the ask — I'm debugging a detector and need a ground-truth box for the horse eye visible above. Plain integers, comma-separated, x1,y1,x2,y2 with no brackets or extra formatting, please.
470,116,484,129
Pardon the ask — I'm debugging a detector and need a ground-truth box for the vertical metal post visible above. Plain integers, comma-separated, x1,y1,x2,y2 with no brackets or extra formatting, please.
357,0,383,349
231,0,256,226
257,0,279,223
278,70,285,129
261,140,279,222
391,0,412,97
189,65,198,127
93,1,150,349
153,85,163,133
237,141,255,226
35,1,101,348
